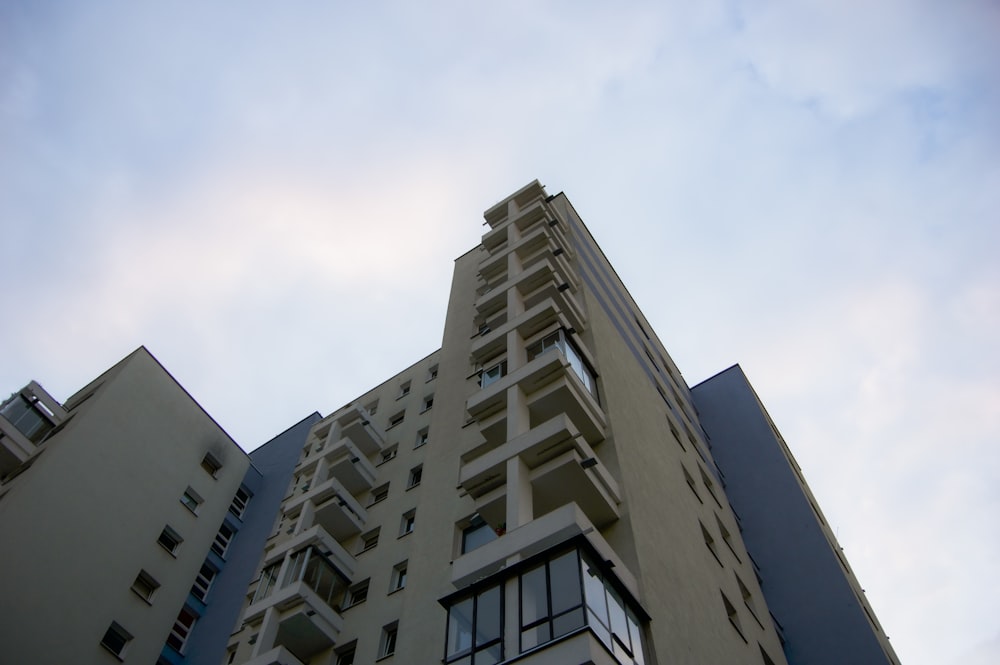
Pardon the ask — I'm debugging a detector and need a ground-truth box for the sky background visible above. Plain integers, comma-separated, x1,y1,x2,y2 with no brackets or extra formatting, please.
2,1,997,663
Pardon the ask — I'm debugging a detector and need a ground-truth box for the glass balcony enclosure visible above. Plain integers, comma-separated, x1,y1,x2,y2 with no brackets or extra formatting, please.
443,545,646,665
525,330,597,399
252,546,349,611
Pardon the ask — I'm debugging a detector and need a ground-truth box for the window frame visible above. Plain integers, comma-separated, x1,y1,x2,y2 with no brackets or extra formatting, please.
158,526,183,556
131,570,160,604
201,453,222,478
100,622,132,659
444,582,504,664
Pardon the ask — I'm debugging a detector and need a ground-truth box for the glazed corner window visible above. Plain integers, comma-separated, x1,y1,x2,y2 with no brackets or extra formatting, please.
100,621,132,658
525,329,597,397
479,360,507,388
520,550,586,650
445,584,503,664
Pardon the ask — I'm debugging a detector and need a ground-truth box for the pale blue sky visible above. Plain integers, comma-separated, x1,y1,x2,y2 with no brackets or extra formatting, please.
2,2,998,663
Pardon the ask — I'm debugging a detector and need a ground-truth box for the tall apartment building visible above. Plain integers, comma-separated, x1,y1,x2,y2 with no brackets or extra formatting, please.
0,181,899,665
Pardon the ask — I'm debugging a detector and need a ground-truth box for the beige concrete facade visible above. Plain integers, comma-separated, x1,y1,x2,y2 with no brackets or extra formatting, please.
224,182,789,665
0,348,252,664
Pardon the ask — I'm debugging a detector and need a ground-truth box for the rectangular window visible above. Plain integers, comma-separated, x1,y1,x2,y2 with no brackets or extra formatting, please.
461,519,497,554
421,395,434,412
131,570,160,603
722,592,746,641
580,551,646,664
180,487,202,514
212,523,235,558
379,446,398,465
520,549,586,651
400,510,416,536
380,623,398,657
229,486,252,519
201,453,222,477
366,400,379,416
700,466,723,508
415,428,429,448
345,579,370,607
427,365,439,381
360,528,380,553
682,464,701,502
100,622,132,658
337,643,357,665
370,483,390,506
716,514,740,561
408,465,423,488
191,563,217,602
701,521,722,566
388,411,405,428
398,381,411,398
158,526,182,555
479,360,507,388
391,561,408,591
445,583,503,664
166,606,198,654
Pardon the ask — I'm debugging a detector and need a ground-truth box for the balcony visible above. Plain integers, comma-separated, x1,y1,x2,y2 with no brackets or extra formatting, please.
466,351,607,451
470,297,576,367
324,438,377,494
450,503,638,600
335,405,385,456
459,415,620,530
478,222,573,284
246,547,348,661
262,524,356,582
473,256,579,320
284,475,367,541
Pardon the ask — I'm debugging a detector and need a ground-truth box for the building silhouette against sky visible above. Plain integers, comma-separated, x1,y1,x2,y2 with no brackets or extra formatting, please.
0,182,899,665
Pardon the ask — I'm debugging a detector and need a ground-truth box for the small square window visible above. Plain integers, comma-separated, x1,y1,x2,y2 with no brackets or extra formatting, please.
398,381,411,398
101,621,132,658
390,561,408,592
421,395,434,412
201,453,222,477
360,528,380,553
180,487,203,515
388,411,405,429
345,579,370,607
336,642,357,665
158,526,183,555
366,400,379,416
400,510,415,537
131,570,160,603
370,483,390,506
379,446,398,465
380,622,398,657
415,428,429,448
427,365,438,382
407,465,422,489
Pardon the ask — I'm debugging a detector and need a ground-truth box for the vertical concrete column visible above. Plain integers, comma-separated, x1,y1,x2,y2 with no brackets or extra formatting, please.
252,606,281,656
295,500,315,534
313,457,330,485
505,455,533,529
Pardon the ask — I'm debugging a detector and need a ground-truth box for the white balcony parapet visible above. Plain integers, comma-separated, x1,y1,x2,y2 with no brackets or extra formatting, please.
450,502,638,600
240,646,305,665
470,297,580,367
